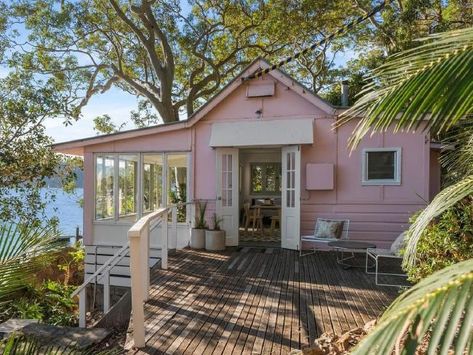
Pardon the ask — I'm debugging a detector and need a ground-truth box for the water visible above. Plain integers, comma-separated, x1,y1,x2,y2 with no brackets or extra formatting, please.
42,188,83,236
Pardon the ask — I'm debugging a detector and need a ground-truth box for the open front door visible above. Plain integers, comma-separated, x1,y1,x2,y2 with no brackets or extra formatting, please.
216,148,239,246
281,145,300,250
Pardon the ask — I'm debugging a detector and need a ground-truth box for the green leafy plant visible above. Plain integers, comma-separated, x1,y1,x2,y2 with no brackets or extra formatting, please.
57,242,85,286
0,223,63,300
403,198,473,283
352,258,473,354
0,223,84,326
0,281,78,326
193,201,208,229
209,213,224,231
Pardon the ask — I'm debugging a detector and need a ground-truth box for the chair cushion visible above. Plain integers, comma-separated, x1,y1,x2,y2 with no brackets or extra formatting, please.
390,232,407,256
314,219,344,239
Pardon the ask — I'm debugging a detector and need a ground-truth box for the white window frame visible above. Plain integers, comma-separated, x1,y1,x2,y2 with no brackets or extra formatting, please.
362,147,401,186
250,162,282,196
93,151,191,225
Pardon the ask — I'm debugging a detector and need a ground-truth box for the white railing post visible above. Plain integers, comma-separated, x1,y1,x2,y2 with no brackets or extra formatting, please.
128,231,145,348
142,223,150,301
172,206,177,248
127,207,170,348
103,270,110,313
162,211,168,270
79,288,86,328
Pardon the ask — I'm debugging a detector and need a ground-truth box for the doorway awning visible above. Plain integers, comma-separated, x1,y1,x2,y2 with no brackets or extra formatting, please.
209,119,314,147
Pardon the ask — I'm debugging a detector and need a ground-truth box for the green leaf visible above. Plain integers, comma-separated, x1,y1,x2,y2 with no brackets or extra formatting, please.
0,223,63,300
338,27,473,150
352,259,473,354
403,176,473,267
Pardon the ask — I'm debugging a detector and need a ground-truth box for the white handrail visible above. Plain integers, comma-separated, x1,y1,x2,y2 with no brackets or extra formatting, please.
128,206,177,348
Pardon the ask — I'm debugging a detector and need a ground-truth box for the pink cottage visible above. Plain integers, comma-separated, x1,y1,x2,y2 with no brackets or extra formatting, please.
54,58,440,283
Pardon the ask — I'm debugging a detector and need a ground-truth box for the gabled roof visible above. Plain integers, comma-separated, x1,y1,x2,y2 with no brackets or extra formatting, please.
53,58,336,155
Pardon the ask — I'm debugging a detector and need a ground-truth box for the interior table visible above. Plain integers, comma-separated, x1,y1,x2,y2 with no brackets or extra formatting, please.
328,240,376,269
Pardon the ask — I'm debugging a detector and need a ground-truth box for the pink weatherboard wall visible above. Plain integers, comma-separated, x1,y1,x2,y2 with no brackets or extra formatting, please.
301,119,431,248
56,59,440,248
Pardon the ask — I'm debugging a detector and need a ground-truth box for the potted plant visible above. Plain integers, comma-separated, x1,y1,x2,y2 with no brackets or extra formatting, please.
205,213,226,251
190,201,207,249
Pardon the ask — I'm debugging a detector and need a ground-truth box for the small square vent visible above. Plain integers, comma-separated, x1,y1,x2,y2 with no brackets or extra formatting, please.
246,82,275,98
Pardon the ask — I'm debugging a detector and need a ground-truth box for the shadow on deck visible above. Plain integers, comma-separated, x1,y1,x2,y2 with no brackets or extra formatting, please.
130,247,398,354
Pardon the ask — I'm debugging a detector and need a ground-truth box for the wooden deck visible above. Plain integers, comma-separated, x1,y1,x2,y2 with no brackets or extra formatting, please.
130,247,398,354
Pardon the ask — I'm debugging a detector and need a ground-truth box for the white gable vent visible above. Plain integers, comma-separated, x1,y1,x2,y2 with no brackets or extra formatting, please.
246,82,275,97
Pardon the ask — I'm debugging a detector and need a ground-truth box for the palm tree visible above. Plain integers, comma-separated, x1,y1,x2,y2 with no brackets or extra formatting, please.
339,26,473,267
0,223,63,300
339,27,473,353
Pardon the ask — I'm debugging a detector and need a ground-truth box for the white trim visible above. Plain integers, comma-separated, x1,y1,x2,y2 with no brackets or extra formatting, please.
281,145,301,250
93,151,190,224
361,148,402,186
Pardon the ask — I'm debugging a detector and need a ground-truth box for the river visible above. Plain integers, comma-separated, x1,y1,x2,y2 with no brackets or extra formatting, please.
43,188,84,236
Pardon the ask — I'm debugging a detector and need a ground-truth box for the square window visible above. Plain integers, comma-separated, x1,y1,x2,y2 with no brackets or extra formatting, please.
362,148,401,185
250,163,281,195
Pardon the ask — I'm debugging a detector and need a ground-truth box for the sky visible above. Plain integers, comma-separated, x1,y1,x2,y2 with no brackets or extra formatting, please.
3,1,354,144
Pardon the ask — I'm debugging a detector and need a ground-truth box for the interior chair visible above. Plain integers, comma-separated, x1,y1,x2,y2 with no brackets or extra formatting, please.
270,209,281,235
243,202,264,237
251,206,264,237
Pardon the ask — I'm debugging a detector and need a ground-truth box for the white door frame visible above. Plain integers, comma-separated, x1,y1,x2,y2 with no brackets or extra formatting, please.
281,145,301,250
216,148,239,246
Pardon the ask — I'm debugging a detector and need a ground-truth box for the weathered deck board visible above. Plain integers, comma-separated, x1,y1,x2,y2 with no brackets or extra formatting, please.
130,248,398,354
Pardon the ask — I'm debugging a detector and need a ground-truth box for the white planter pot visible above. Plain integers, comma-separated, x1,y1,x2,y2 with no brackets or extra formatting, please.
205,230,226,251
190,229,206,249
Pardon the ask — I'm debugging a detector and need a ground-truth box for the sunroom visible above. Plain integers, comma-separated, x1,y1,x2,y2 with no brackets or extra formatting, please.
93,152,191,249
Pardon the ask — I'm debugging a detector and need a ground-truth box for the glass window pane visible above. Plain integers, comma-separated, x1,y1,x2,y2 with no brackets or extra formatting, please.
167,154,187,222
95,155,115,220
143,154,163,213
367,151,396,180
251,163,281,194
118,155,138,220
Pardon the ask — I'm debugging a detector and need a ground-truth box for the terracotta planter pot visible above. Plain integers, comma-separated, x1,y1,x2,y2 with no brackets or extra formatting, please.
190,228,206,249
205,230,226,251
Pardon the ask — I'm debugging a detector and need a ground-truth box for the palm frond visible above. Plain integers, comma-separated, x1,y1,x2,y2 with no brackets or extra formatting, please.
440,120,473,182
0,223,63,300
352,258,473,354
337,27,473,150
403,175,473,267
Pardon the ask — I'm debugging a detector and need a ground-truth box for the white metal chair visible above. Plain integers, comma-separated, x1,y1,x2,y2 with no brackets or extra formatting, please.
365,232,407,287
299,218,350,256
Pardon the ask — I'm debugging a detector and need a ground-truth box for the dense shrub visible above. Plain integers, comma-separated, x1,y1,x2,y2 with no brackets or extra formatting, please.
0,242,84,326
403,198,473,283
0,281,77,326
